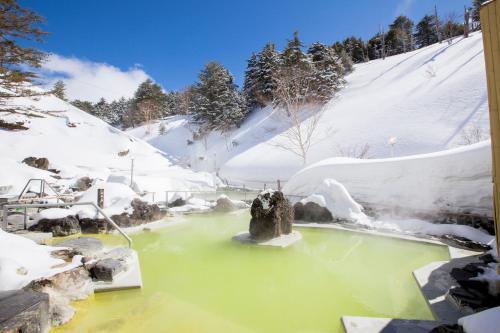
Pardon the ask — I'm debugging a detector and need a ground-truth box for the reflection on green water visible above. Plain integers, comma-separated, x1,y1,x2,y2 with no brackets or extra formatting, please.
52,211,448,333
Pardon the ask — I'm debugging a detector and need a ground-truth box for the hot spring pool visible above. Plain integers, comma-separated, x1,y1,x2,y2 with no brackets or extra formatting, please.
52,211,449,333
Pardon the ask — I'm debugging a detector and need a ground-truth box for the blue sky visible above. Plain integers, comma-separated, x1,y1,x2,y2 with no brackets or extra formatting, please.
21,0,472,100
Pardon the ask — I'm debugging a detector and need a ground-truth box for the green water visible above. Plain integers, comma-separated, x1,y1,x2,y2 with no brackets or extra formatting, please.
53,211,448,333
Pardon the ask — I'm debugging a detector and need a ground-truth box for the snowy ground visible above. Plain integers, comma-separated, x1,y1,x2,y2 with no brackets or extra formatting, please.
0,89,217,203
128,32,489,187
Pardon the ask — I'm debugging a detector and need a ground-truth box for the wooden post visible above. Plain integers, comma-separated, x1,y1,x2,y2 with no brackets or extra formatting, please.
481,0,500,273
277,179,281,192
97,189,104,209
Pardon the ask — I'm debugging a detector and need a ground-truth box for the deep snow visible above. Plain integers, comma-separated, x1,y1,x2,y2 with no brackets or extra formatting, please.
128,32,489,186
0,89,217,202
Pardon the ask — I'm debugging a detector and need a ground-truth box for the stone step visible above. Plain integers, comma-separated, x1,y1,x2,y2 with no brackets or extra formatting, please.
93,250,143,292
0,290,49,333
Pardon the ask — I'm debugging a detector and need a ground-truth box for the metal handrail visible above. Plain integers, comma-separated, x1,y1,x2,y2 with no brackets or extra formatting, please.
17,179,69,203
2,202,132,248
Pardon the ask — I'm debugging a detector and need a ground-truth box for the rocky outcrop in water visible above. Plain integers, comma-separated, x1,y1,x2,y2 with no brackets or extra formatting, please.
214,195,249,212
249,191,293,241
293,202,333,223
29,216,80,237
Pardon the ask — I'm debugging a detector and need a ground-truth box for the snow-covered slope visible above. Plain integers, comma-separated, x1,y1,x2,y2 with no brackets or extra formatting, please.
0,91,216,199
129,32,489,186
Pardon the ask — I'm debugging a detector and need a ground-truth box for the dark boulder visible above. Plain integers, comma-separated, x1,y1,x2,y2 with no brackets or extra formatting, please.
168,198,186,208
293,202,333,223
22,157,49,170
74,177,93,191
0,290,50,333
130,199,163,222
429,324,465,333
111,213,132,227
29,216,80,237
90,259,125,282
249,191,293,241
78,218,108,234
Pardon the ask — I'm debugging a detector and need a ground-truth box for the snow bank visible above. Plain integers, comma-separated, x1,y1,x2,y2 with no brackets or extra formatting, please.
284,141,492,216
458,306,500,333
0,229,80,291
370,218,494,244
299,179,368,222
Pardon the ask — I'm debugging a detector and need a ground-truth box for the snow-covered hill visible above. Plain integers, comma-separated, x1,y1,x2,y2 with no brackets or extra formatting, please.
0,90,216,199
129,31,489,186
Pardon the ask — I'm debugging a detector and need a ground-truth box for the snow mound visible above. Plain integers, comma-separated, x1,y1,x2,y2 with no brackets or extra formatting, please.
299,179,368,222
284,141,492,216
0,229,80,291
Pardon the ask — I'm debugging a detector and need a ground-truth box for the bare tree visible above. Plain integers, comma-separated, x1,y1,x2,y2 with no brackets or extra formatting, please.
270,66,329,165
460,124,487,145
464,6,471,38
136,99,161,134
337,143,373,159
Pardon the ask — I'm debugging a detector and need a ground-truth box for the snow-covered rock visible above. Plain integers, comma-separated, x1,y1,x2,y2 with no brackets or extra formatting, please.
297,179,368,222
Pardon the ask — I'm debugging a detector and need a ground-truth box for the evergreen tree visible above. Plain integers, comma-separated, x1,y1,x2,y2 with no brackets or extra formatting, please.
133,78,169,116
281,31,309,69
255,43,280,106
367,33,385,60
307,43,345,103
243,53,261,108
342,37,366,63
386,16,415,55
109,97,131,125
0,0,47,100
191,61,248,133
93,98,111,123
71,100,94,114
52,80,67,101
415,15,439,48
441,15,464,42
472,0,485,30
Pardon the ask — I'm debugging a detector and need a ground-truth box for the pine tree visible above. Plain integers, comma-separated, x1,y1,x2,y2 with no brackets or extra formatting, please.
415,15,439,48
0,0,47,100
109,97,131,125
71,100,94,114
281,31,309,69
133,78,169,117
342,37,366,63
255,43,280,106
386,16,415,55
93,98,112,123
307,43,345,103
367,33,384,60
191,61,248,133
243,53,261,108
472,0,484,30
52,80,67,101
